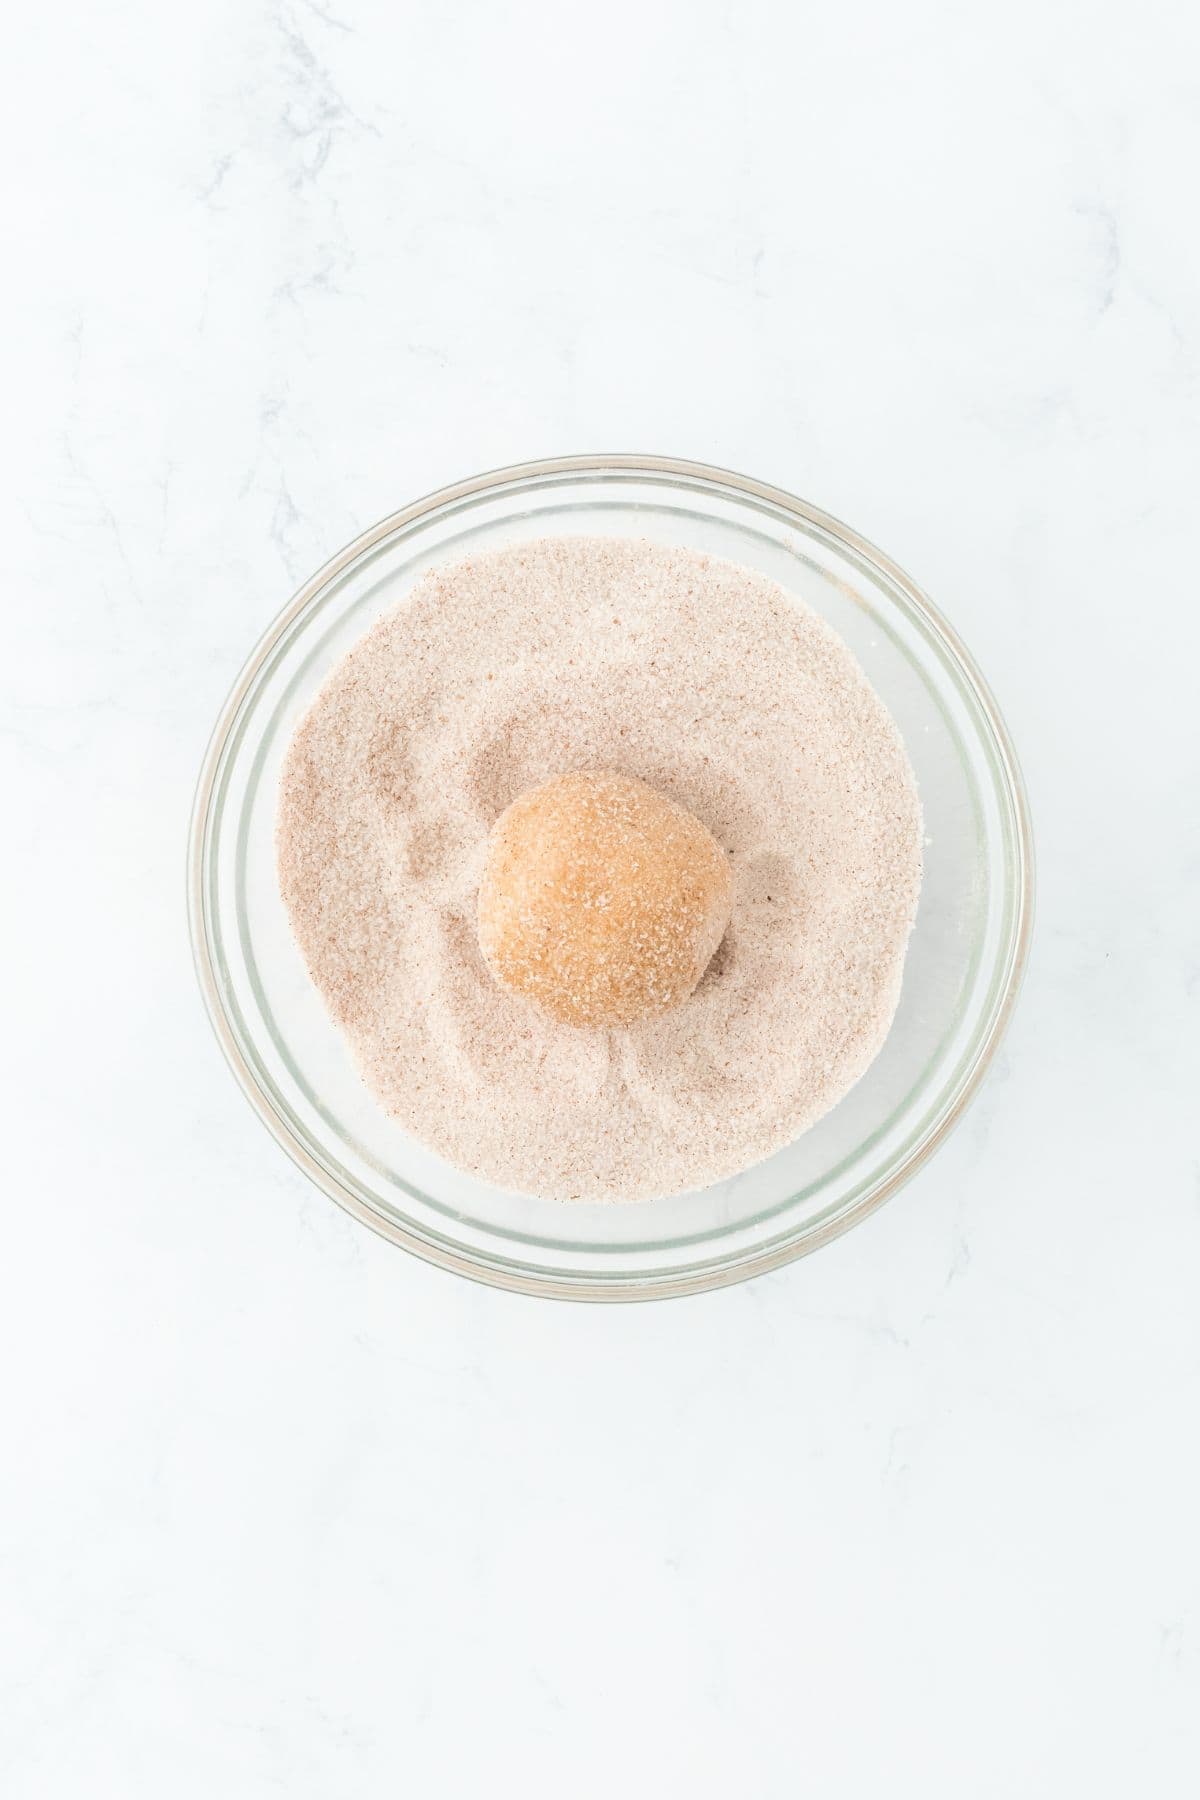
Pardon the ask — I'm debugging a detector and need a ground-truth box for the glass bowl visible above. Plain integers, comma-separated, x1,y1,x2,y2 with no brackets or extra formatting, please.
189,456,1033,1301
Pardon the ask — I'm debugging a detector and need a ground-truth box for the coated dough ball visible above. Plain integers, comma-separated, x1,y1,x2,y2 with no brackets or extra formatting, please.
478,770,733,1027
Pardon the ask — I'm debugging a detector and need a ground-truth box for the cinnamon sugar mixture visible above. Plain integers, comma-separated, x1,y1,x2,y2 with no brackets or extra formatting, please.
277,537,922,1201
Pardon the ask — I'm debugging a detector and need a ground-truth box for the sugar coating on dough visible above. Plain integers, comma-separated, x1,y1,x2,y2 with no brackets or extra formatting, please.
478,770,734,1027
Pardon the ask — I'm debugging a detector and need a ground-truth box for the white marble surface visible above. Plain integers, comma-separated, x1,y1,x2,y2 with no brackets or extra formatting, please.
3,1,1199,1792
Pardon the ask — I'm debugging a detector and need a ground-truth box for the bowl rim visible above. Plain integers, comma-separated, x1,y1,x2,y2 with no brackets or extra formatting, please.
188,453,1035,1302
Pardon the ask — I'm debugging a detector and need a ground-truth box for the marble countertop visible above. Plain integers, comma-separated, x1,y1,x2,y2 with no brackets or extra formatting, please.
4,1,1198,1793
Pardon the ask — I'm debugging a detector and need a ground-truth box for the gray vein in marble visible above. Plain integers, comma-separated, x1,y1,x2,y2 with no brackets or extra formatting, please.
1074,199,1121,316
274,0,379,193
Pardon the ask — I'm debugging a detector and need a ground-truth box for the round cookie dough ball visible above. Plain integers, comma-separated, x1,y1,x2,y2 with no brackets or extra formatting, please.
477,770,733,1027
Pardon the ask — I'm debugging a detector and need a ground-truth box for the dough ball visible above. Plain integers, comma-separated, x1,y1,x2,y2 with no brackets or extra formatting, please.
477,770,733,1027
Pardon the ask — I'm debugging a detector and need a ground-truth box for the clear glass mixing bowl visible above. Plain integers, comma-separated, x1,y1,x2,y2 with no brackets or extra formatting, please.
189,456,1033,1300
